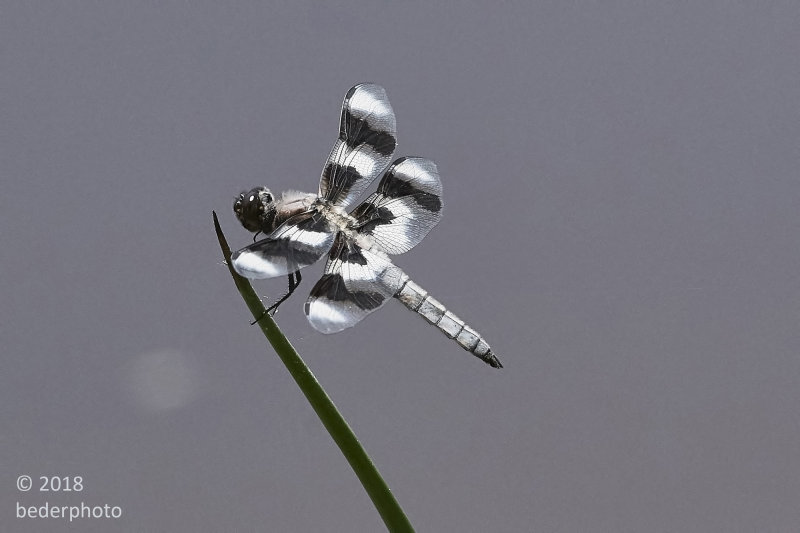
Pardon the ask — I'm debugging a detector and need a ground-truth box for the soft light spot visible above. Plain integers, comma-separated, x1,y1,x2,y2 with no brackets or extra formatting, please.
125,349,200,412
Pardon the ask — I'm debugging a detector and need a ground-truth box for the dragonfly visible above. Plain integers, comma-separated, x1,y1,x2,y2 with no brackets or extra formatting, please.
231,83,502,368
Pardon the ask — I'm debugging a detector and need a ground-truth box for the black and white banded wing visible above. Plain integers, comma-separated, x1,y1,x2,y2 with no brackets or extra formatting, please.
319,84,397,209
231,212,336,279
350,157,443,255
304,235,407,334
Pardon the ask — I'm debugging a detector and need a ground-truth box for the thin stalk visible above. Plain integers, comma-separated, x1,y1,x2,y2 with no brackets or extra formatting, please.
214,212,414,532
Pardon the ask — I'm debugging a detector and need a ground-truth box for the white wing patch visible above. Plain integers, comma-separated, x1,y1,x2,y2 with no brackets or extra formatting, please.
350,157,443,255
319,83,397,209
305,236,407,333
231,212,336,279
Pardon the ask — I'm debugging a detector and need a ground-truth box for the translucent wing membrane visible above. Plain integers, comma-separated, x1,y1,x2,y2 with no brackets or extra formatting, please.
319,84,397,209
350,157,443,255
305,235,407,333
231,211,336,279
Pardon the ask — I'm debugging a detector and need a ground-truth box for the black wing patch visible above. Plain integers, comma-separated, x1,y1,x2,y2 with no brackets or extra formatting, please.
319,84,397,209
350,157,443,255
232,211,336,279
304,234,407,333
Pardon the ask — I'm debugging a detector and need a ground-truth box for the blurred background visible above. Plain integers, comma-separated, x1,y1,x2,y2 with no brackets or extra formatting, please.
2,2,799,531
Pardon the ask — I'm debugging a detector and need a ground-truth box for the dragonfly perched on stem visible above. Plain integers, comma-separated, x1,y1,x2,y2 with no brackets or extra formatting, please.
231,84,502,369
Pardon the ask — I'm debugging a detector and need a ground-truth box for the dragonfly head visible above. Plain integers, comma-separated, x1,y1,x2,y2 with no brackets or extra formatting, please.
233,187,276,233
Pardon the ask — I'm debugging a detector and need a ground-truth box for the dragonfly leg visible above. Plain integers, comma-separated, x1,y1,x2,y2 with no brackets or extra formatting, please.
261,270,302,318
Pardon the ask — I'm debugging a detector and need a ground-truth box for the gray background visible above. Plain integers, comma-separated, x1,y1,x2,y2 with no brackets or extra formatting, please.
3,2,799,531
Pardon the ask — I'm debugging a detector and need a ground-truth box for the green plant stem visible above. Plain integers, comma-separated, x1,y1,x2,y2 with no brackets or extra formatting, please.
214,212,414,532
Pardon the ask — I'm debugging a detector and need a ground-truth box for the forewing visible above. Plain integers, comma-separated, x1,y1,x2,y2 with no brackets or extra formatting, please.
231,211,336,279
350,157,442,254
319,84,397,209
304,235,407,333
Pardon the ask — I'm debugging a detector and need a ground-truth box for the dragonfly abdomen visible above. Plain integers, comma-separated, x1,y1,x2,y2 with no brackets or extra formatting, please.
394,278,502,368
